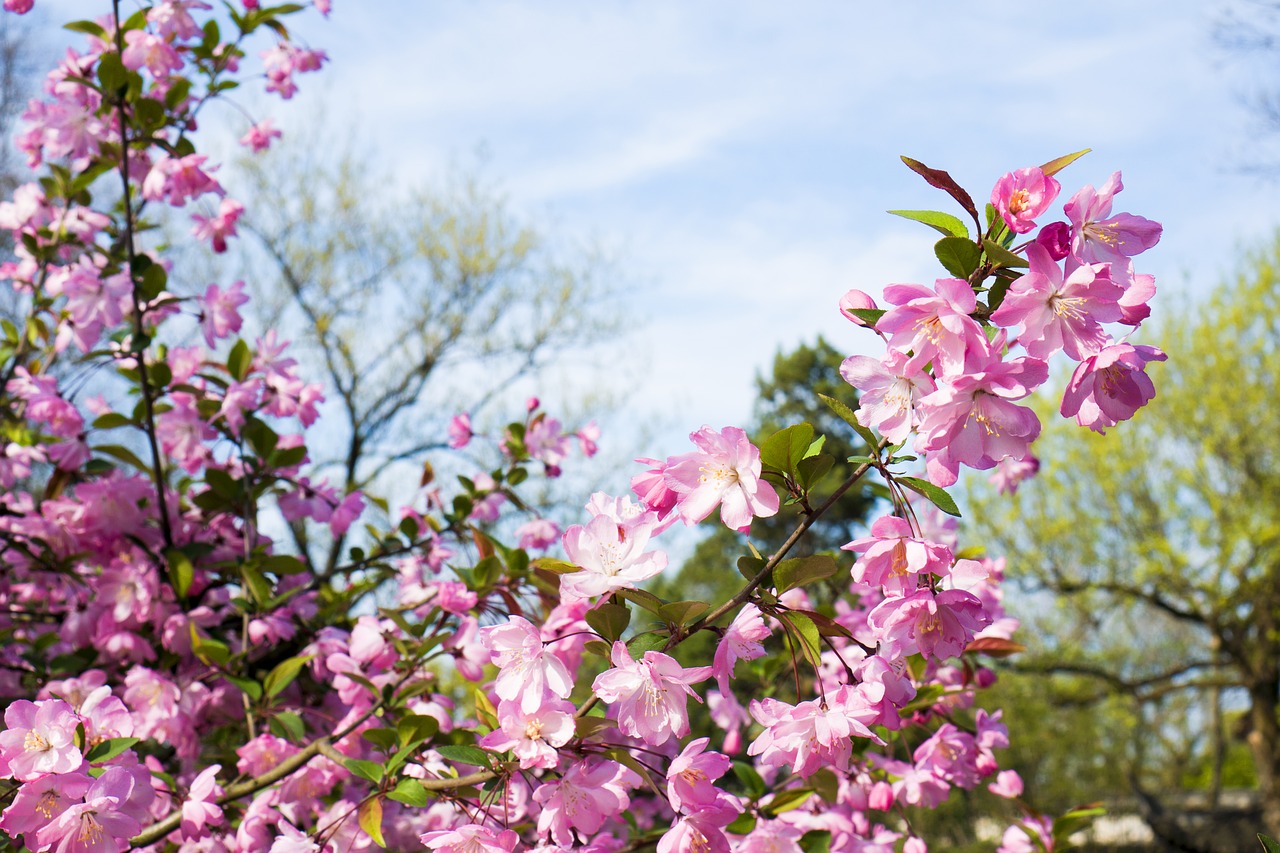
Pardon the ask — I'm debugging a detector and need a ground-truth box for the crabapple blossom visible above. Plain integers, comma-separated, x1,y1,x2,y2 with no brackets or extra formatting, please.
0,699,84,781
480,615,573,713
876,278,987,377
842,515,953,595
991,166,1060,234
478,698,575,770
592,641,711,745
1060,341,1166,432
663,425,779,532
712,603,770,694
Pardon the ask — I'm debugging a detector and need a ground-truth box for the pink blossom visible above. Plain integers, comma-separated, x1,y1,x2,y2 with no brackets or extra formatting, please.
0,699,84,781
240,119,282,151
663,425,779,533
747,684,883,777
991,167,1060,234
577,420,601,457
121,30,184,76
988,769,1023,798
447,412,472,448
842,515,953,595
34,766,149,852
141,154,221,206
998,816,1054,853
533,760,634,846
631,456,679,519
875,279,987,378
478,697,575,770
515,517,559,551
667,737,732,814
191,198,244,253
915,333,1048,481
987,454,1039,495
421,824,520,853
197,280,249,347
179,764,224,841
712,603,769,694
1064,171,1162,267
841,349,936,444
0,769,92,842
1060,342,1166,433
560,510,667,599
3,0,33,14
658,813,733,853
592,641,711,745
867,588,991,661
480,615,573,713
990,244,1123,360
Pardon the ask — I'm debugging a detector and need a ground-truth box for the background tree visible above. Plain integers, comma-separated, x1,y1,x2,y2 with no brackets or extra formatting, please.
654,336,875,603
968,233,1280,845
198,131,621,575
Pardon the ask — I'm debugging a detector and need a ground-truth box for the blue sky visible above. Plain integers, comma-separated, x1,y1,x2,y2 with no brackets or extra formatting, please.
38,1,1280,456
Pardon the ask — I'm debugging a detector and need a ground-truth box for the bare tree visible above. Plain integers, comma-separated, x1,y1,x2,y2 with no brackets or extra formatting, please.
207,130,621,575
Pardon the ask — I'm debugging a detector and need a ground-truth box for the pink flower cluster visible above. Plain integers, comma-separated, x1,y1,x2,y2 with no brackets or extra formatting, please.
843,165,1165,490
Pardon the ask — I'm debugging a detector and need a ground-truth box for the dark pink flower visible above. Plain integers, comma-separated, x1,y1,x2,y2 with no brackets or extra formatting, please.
992,167,1060,234
1060,342,1166,432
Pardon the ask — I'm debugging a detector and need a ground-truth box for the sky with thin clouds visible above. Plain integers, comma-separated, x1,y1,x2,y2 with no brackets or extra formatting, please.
35,0,1280,456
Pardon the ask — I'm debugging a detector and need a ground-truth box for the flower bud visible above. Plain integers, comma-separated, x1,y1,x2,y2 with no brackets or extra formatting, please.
840,289,879,325
1035,220,1071,261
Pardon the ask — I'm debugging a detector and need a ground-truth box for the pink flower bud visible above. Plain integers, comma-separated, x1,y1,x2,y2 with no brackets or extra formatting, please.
1035,220,1071,260
525,396,540,412
869,780,894,811
840,288,879,325
975,667,998,688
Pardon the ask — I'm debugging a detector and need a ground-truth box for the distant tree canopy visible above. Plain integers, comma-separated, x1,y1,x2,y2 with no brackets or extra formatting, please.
654,337,876,605
969,232,1280,839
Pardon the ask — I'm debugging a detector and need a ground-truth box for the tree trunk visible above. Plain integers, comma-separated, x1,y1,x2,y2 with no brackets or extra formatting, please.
1246,674,1280,836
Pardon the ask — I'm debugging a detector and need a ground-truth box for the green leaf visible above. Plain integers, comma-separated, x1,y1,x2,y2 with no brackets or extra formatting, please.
886,209,969,238
585,603,631,642
818,393,879,451
271,711,306,742
846,307,885,326
774,555,838,594
361,728,399,754
531,558,580,575
1040,147,1090,177
763,787,814,816
224,674,262,702
726,813,757,835
626,632,669,655
387,778,430,808
226,339,252,381
343,758,385,784
800,830,832,853
64,19,108,37
191,631,230,667
737,555,766,582
934,236,981,279
657,600,709,627
795,452,835,490
97,52,127,93
138,263,167,302
574,716,617,739
760,423,815,475
732,761,767,799
164,548,194,598
435,744,490,767
779,611,823,668
264,655,313,699
358,797,386,848
85,737,140,764
899,156,980,225
396,714,439,748
895,476,961,517
982,238,1029,269
95,444,150,473
1051,804,1106,842
616,588,665,614
92,412,133,430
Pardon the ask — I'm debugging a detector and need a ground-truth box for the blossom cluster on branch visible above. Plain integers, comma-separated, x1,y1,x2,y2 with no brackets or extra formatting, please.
0,3,1161,853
